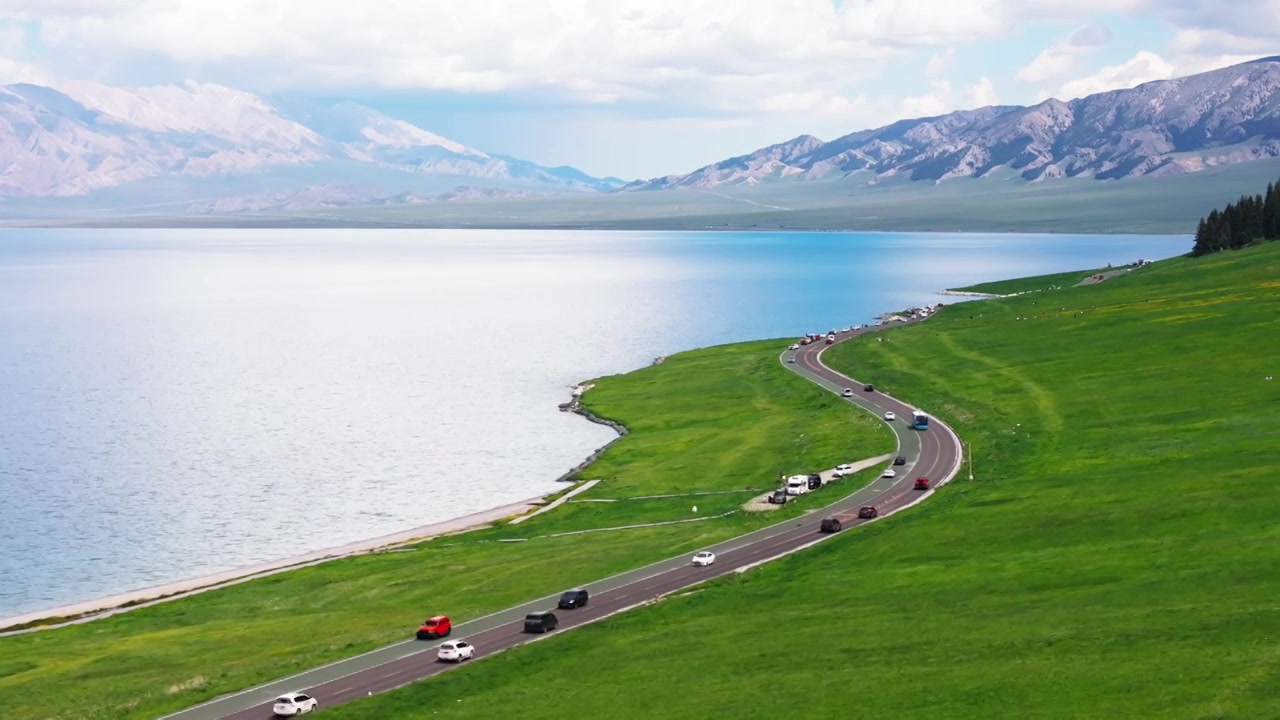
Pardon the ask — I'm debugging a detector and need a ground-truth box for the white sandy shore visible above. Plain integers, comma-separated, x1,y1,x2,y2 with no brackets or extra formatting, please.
0,495,547,634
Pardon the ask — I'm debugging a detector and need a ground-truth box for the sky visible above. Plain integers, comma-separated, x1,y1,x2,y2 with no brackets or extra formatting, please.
0,1,1274,180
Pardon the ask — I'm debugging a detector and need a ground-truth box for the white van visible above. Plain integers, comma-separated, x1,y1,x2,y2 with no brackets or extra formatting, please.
785,475,810,496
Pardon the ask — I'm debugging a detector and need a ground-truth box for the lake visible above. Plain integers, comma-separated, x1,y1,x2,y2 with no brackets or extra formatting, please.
0,229,1189,617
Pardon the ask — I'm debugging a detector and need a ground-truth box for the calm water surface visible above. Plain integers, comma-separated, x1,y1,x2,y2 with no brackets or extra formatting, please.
0,229,1189,616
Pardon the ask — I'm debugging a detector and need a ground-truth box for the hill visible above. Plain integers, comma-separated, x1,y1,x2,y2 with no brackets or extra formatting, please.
312,243,1280,719
623,56,1280,191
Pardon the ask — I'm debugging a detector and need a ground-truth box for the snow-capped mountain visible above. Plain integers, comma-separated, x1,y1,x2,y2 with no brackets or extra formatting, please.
621,56,1280,191
0,80,623,205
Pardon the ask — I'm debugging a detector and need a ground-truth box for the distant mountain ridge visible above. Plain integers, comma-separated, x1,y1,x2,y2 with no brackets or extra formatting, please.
620,57,1280,191
0,80,624,205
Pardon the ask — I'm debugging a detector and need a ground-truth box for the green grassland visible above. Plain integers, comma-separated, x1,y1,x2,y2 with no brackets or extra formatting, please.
0,341,891,720
316,243,1280,720
50,157,1280,234
948,265,1122,295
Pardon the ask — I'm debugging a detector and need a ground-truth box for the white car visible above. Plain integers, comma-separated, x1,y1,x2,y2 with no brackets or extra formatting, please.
692,550,716,566
272,692,318,716
832,463,855,477
841,326,852,333
841,388,854,397
881,468,897,478
437,640,475,663
789,343,800,350
884,411,896,421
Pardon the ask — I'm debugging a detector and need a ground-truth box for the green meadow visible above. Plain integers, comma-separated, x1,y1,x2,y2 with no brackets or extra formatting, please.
0,341,890,720
317,242,1280,720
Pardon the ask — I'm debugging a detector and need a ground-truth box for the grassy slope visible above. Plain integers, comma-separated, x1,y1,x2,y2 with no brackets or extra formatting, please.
948,266,1118,295
317,243,1280,720
0,340,891,720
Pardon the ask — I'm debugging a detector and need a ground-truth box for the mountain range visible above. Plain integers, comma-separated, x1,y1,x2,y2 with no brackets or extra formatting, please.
1,57,1279,217
0,80,624,212
620,57,1280,191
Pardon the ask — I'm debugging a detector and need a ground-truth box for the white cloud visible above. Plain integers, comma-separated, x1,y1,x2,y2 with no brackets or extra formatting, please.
900,77,999,118
5,0,1035,111
1054,50,1174,100
925,49,956,80
1015,23,1112,84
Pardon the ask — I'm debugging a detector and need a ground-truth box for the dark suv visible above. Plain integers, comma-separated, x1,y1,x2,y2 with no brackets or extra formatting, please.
523,611,559,634
857,505,878,519
558,589,589,609
819,517,843,533
893,455,907,466
807,474,822,490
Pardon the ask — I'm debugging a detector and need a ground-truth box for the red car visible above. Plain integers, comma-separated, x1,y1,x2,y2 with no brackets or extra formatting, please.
914,477,930,491
800,338,811,345
857,505,878,519
825,337,835,345
416,615,452,640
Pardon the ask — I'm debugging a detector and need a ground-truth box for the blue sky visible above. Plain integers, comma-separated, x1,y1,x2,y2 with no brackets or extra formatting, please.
0,1,1273,179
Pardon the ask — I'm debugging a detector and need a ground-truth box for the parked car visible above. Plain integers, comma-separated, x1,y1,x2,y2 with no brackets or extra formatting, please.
272,692,318,716
807,474,822,490
857,505,878,519
841,388,854,397
893,455,907,466
767,489,789,504
881,468,897,478
884,411,896,421
819,517,843,533
914,477,931,491
437,640,475,663
692,550,716,566
416,615,452,640
863,384,875,392
832,463,855,477
558,588,590,609
523,611,559,634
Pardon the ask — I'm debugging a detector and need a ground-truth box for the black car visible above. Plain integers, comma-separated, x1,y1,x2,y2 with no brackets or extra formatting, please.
893,455,907,466
857,505,878,519
863,384,875,392
767,489,788,504
819,517,843,533
558,589,589,609
523,611,559,634
807,474,822,490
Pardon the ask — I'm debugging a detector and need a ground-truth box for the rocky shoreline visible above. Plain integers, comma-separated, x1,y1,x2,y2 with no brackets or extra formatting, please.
555,382,630,483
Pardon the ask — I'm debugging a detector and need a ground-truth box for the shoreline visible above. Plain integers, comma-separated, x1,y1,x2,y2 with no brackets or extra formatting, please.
2,380,630,635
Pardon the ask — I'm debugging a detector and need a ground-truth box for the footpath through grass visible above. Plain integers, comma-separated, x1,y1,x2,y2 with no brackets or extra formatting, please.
0,340,891,720
318,243,1280,720
947,265,1129,296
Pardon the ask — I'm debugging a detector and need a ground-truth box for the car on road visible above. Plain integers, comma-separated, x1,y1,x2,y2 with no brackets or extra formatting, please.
893,455,907,466
819,517,843,533
914,477,930,491
858,505,878,519
841,388,854,397
881,468,896,478
825,336,835,344
789,343,800,350
523,611,559,634
692,550,716,566
884,411,896,421
832,463,855,477
416,615,452,640
841,326,852,333
863,384,875,392
558,588,590,609
437,640,475,663
767,489,789,504
272,692,318,716
800,338,811,345
787,355,797,363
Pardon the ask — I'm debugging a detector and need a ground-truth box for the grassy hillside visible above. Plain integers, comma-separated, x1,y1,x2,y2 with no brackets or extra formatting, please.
947,265,1122,295
0,341,891,720
318,243,1280,720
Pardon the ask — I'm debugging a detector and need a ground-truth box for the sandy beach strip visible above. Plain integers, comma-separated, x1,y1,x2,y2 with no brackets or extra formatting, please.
0,495,548,635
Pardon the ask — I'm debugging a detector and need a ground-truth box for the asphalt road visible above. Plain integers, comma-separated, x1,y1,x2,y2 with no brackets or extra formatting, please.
168,319,963,720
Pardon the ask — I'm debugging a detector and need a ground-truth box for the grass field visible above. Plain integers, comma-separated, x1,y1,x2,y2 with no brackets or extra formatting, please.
0,341,891,720
315,242,1280,719
947,265,1123,295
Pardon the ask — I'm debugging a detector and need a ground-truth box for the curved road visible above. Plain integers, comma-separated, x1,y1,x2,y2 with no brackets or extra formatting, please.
167,320,964,720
